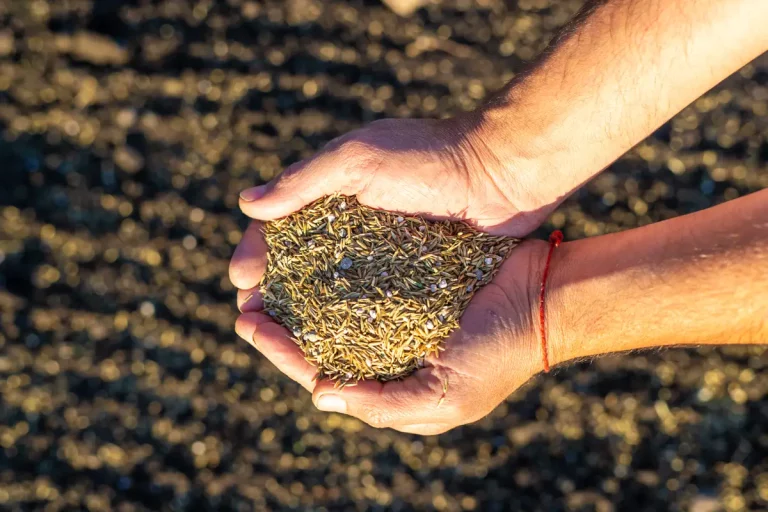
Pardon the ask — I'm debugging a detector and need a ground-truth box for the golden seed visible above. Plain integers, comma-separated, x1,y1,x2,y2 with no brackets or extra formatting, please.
259,195,519,384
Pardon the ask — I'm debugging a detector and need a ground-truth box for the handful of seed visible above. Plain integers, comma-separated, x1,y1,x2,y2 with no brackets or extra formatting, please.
259,195,520,384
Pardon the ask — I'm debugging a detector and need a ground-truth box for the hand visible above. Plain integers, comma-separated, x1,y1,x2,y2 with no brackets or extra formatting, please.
232,240,548,435
236,116,554,238
228,116,555,434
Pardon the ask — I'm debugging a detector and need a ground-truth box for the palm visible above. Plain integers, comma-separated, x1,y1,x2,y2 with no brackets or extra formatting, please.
404,242,545,428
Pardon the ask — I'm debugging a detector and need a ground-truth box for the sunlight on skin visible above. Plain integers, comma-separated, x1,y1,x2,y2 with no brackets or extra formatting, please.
230,0,768,434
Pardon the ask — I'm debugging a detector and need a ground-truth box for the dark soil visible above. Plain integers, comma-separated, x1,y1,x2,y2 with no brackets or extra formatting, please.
1,1,767,511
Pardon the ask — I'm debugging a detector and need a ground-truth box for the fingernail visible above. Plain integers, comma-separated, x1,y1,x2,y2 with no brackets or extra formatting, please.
316,394,347,414
240,185,267,202
238,294,253,313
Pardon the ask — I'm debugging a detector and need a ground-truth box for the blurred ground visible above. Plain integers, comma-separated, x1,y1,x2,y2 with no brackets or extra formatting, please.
1,0,767,511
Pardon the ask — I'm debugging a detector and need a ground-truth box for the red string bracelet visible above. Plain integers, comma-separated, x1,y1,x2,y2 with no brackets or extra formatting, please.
538,230,563,373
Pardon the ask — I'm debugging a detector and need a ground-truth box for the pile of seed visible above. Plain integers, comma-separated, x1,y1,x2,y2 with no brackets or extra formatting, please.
259,195,520,384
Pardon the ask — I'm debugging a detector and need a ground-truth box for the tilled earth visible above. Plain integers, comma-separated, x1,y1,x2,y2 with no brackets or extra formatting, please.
1,1,767,511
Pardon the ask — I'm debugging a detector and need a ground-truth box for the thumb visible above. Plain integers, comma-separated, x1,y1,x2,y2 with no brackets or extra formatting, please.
311,366,463,430
239,147,370,221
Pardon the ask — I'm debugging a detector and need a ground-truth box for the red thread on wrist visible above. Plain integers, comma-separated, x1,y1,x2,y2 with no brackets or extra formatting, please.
539,230,563,373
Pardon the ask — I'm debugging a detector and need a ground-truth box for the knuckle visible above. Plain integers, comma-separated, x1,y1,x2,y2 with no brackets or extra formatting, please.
322,133,349,151
360,407,394,429
274,161,304,186
338,138,375,159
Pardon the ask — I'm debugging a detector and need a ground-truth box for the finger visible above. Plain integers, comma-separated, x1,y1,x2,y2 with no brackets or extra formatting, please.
311,367,457,429
237,287,263,313
235,312,316,392
238,147,367,221
229,221,267,289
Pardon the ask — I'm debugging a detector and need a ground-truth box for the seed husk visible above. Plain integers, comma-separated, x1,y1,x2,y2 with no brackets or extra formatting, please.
259,194,520,385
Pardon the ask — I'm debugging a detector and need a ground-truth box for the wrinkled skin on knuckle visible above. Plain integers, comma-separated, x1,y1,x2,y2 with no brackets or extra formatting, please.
359,405,397,429
336,138,376,160
272,160,306,189
336,139,383,187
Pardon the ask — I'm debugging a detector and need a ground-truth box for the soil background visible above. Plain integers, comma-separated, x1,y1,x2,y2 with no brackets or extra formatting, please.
1,1,767,511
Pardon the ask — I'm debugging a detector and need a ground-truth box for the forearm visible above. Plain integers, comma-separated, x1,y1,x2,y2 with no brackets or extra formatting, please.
466,0,768,209
546,189,768,366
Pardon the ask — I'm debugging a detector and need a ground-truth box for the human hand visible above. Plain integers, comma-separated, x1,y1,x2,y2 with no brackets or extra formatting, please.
229,114,559,433
232,240,548,435
228,115,558,434
236,117,554,238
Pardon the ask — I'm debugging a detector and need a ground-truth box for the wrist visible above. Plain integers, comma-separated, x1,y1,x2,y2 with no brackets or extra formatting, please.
542,240,584,368
481,239,552,380
497,238,558,377
457,105,561,212
460,106,587,219
523,236,582,373
457,81,630,221
541,233,656,368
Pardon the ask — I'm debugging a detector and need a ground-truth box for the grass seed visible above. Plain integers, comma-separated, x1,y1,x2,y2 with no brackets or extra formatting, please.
259,195,520,384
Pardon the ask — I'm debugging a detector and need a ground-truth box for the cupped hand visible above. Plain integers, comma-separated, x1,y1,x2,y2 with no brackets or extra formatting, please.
237,117,550,237
231,235,548,435
229,116,554,434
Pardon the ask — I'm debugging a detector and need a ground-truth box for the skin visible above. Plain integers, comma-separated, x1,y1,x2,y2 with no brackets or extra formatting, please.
230,0,768,435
